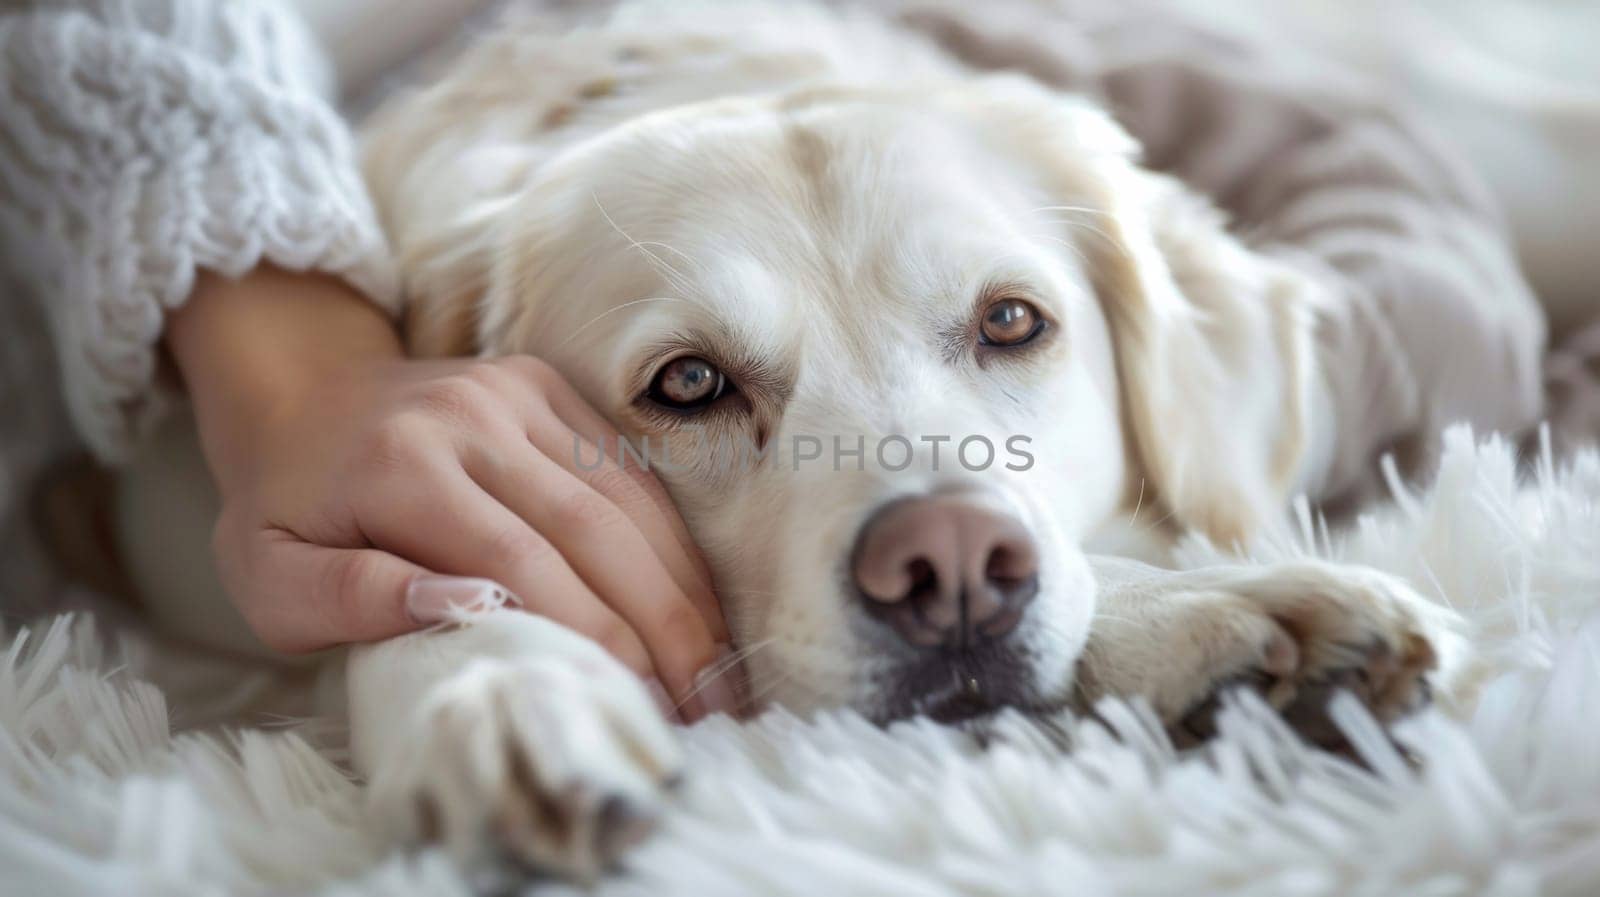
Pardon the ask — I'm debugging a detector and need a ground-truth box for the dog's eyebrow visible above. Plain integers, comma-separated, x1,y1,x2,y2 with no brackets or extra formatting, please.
556,295,687,350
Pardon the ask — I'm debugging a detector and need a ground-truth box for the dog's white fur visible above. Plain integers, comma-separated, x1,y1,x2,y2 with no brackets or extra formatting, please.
119,3,1470,880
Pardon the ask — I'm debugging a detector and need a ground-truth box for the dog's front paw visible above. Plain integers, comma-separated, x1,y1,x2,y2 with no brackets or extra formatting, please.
1084,561,1459,752
366,655,683,882
1165,564,1452,751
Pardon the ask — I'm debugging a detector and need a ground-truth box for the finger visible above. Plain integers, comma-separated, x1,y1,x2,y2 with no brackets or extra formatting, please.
517,364,726,642
236,530,432,653
360,466,657,677
539,370,714,590
468,443,738,720
540,417,729,645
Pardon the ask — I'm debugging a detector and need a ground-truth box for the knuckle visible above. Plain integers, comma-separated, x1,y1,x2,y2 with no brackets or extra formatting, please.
324,551,382,622
414,376,493,425
526,355,561,384
363,414,434,475
463,359,516,392
497,354,553,382
551,486,623,534
587,466,672,523
587,462,656,503
650,600,706,648
483,524,551,572
497,354,561,391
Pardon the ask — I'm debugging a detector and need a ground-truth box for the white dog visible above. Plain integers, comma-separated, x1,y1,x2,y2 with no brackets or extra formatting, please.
123,0,1548,882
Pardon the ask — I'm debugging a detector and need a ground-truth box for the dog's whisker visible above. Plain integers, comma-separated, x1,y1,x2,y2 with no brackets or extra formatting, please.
1038,234,1090,266
592,193,698,291
1048,218,1123,251
629,238,704,273
743,669,798,709
1029,204,1114,218
557,295,685,349
1031,213,1135,262
1086,614,1142,628
1128,477,1148,528
719,589,783,601
673,638,776,711
1070,674,1096,714
1029,615,1101,640
719,638,776,671
1138,505,1181,535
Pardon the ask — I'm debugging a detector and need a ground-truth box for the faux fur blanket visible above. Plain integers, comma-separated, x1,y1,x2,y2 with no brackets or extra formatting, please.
4,426,1598,896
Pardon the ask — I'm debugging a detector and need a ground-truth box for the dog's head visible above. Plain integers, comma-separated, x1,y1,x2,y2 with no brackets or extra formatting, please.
381,76,1315,722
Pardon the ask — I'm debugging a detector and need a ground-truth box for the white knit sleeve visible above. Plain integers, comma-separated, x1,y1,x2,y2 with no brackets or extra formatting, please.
0,0,400,463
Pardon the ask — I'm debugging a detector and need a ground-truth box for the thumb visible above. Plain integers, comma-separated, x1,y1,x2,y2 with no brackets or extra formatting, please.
239,532,438,653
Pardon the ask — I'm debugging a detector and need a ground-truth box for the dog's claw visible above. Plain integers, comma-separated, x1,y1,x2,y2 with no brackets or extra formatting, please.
1163,577,1443,755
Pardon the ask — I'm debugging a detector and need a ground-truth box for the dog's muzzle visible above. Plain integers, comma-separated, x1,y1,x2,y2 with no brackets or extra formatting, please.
851,493,1043,722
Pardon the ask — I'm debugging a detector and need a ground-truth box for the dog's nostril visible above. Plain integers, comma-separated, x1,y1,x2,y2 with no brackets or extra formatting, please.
985,543,1034,584
906,558,938,596
851,495,1040,649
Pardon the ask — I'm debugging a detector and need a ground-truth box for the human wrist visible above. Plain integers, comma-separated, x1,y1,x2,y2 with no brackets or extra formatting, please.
167,265,404,485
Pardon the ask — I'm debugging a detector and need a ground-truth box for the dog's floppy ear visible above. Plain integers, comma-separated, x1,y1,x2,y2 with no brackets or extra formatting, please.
363,119,532,358
1085,164,1320,543
359,23,639,360
361,73,548,359
388,196,517,358
949,77,1321,543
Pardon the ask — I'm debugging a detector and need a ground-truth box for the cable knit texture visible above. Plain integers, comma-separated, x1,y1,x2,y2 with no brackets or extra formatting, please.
0,0,399,463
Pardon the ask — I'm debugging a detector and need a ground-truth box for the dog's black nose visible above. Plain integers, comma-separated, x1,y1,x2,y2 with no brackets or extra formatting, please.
851,495,1039,650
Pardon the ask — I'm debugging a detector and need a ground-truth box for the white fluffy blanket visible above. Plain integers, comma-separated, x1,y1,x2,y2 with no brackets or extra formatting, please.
4,426,1600,897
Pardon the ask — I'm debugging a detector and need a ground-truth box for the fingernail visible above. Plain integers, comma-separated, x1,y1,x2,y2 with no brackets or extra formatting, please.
405,576,520,623
643,677,682,724
687,644,742,720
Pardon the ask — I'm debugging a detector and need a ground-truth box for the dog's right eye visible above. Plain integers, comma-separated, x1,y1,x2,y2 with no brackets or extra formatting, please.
979,298,1045,348
647,356,730,411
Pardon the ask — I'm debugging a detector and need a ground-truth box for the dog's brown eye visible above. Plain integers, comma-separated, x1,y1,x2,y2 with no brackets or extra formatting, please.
979,298,1043,347
649,356,728,410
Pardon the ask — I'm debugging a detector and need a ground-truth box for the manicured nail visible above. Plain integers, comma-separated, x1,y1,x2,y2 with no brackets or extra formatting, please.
687,644,742,719
406,576,519,623
643,677,682,723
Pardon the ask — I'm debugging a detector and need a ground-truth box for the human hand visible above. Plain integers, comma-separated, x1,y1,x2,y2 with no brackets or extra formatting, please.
167,266,736,720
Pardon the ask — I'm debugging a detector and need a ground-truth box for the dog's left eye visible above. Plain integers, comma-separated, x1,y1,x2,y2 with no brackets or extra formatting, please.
979,298,1044,347
648,356,729,410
